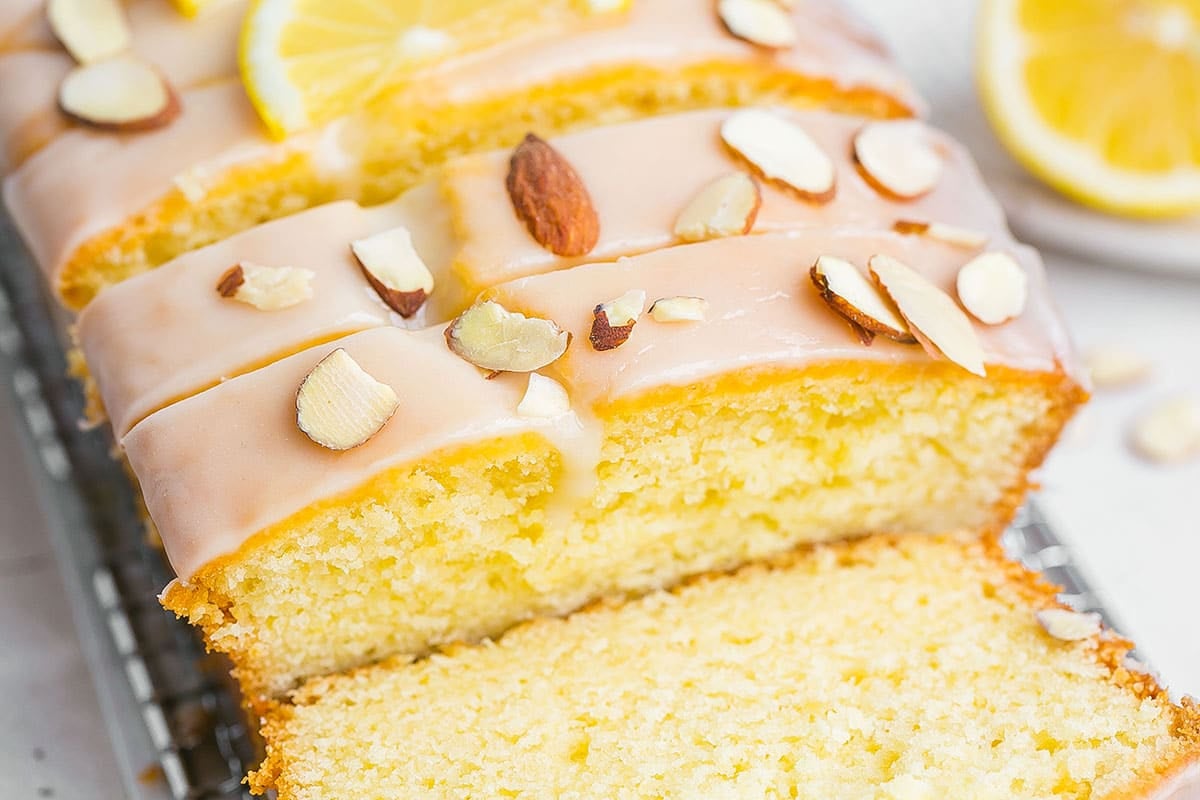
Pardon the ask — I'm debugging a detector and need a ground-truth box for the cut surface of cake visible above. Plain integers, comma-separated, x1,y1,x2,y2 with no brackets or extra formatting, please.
127,224,1085,700
77,109,1002,438
3,0,918,309
249,534,1200,799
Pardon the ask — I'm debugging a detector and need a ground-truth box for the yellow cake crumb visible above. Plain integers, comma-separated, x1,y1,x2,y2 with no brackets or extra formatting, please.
249,533,1200,799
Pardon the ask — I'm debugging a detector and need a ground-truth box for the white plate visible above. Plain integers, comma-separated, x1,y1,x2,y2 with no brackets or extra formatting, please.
988,172,1200,278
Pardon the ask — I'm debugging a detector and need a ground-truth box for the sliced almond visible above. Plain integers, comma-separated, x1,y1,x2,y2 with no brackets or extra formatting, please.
590,289,646,351
47,0,130,64
296,348,399,451
649,296,709,323
674,172,761,242
854,121,943,200
506,133,600,257
1130,397,1200,464
1036,608,1101,642
59,56,180,131
216,262,314,310
350,227,434,318
720,110,836,203
517,374,571,418
1083,346,1152,389
893,219,989,249
717,0,797,49
868,254,987,377
445,300,570,373
811,256,914,345
956,252,1028,326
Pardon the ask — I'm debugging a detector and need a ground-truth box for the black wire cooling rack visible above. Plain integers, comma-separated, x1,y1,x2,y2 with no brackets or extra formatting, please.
0,212,1119,800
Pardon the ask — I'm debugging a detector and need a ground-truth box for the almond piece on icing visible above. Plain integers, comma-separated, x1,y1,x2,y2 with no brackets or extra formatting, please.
649,296,709,323
506,133,600,257
956,252,1028,325
854,121,944,200
1130,397,1200,464
47,0,130,64
590,289,646,351
717,0,797,49
296,348,399,451
350,227,434,318
674,172,761,242
517,374,571,418
216,262,314,310
868,254,987,377
893,219,989,249
445,300,570,373
1036,608,1101,642
720,110,836,203
811,256,914,345
58,56,180,131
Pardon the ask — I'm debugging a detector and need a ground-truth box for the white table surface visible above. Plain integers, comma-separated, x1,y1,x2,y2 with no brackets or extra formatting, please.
1,2,1198,797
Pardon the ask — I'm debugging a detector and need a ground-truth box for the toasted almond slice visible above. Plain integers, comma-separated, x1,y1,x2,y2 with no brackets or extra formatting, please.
1130,397,1200,464
893,219,989,249
216,262,314,310
350,227,434,318
517,374,571,418
673,172,761,242
296,348,399,451
956,252,1028,326
506,133,600,257
811,256,914,345
590,289,646,351
59,56,180,131
868,254,987,377
649,296,709,323
1084,346,1152,389
1036,608,1102,642
721,110,836,203
717,0,797,49
854,121,943,200
47,0,130,64
445,300,570,373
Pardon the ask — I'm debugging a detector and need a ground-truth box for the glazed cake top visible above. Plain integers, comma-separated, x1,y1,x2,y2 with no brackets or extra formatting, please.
2,0,919,286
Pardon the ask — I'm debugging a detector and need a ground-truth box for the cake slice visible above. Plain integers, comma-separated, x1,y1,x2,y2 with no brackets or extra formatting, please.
125,225,1085,700
249,534,1200,799
0,0,243,173
3,0,918,308
77,109,1002,438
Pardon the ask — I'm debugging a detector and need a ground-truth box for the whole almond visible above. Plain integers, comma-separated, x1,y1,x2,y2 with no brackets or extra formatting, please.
506,133,600,257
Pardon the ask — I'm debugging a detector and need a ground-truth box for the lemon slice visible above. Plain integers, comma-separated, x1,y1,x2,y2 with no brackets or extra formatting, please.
978,0,1200,218
240,0,629,139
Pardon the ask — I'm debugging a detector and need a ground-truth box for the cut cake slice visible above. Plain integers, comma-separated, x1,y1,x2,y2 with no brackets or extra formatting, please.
249,533,1200,799
129,227,1086,701
76,109,1000,438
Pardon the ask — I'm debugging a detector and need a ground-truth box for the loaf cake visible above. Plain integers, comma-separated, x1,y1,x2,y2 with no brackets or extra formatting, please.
123,216,1085,699
4,0,917,309
77,108,1005,438
250,533,1200,799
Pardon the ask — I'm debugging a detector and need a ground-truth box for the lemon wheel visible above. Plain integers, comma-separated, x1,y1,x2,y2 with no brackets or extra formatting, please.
240,0,630,139
978,0,1200,218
